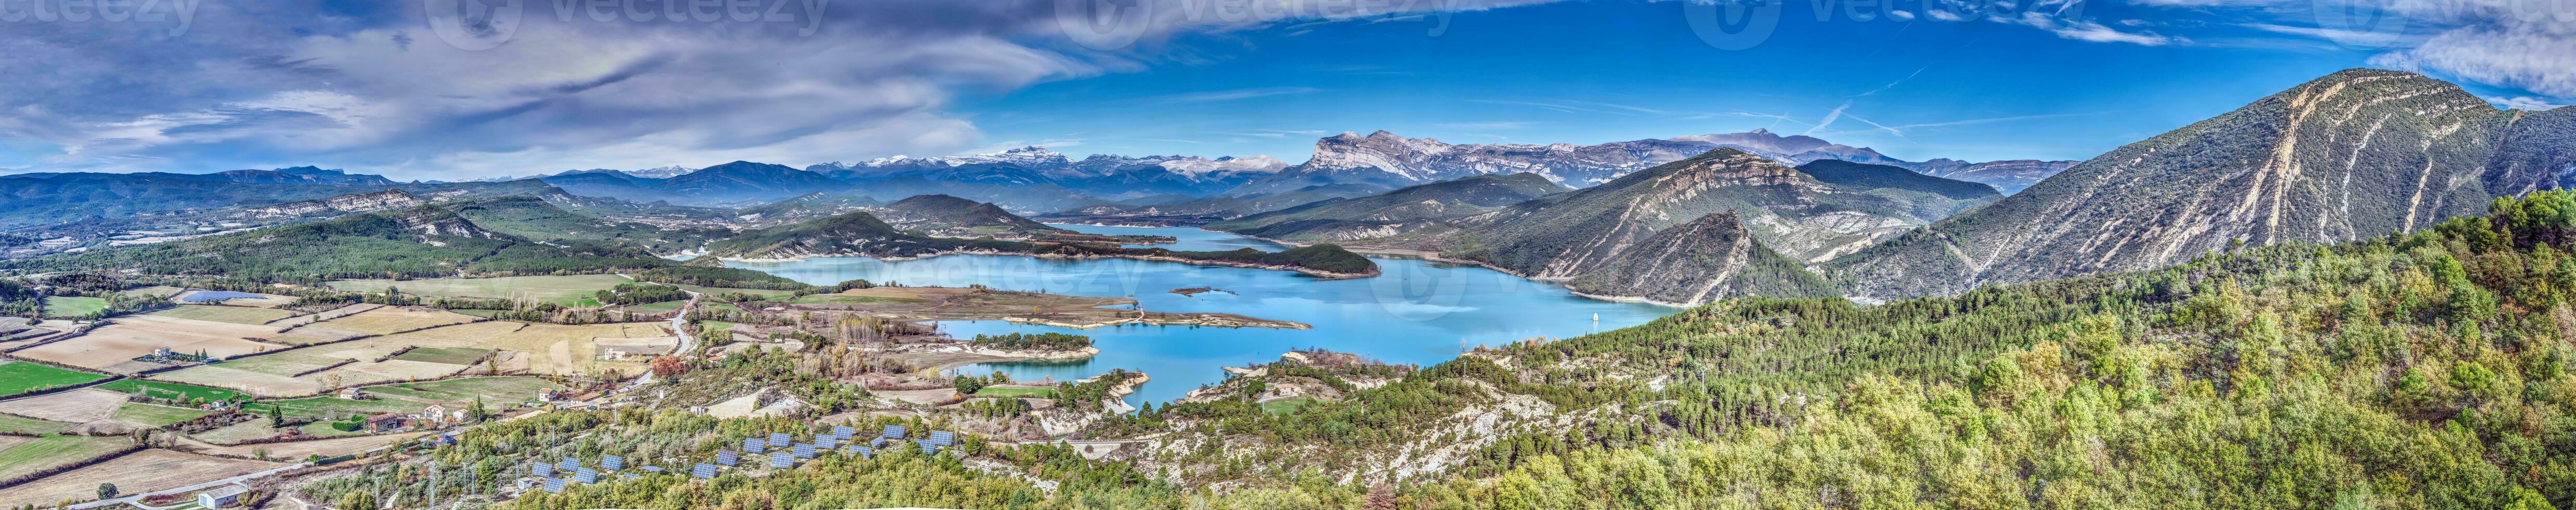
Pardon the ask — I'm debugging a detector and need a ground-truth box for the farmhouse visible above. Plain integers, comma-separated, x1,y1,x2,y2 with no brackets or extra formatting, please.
336,387,366,400
198,484,247,508
363,412,407,432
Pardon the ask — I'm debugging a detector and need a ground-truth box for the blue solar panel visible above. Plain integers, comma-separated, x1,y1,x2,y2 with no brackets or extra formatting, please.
601,455,623,470
532,461,553,477
743,439,765,454
561,457,581,468
767,432,792,448
850,446,873,458
869,437,890,448
882,425,907,439
815,436,837,449
624,473,641,480
927,431,955,445
832,426,854,438
542,478,566,493
917,440,939,454
691,463,718,479
641,465,665,473
715,450,739,466
792,444,816,459
768,452,793,468
574,467,598,484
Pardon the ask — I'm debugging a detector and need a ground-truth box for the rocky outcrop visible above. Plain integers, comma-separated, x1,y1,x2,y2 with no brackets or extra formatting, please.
1834,69,2576,300
249,189,424,217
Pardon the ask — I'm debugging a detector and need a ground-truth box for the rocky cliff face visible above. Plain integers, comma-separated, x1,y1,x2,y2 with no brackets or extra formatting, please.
250,189,425,217
1835,69,2576,300
1563,211,1836,305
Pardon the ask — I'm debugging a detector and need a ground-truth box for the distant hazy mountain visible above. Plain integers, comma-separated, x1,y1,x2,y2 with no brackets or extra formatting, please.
14,200,670,280
651,161,847,202
170,166,402,186
1040,183,1391,224
1205,173,1569,243
1898,159,2080,194
1834,69,2576,300
809,146,1287,200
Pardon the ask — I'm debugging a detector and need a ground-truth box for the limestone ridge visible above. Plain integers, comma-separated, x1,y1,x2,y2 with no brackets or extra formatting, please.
1564,211,1837,306
1833,68,2576,300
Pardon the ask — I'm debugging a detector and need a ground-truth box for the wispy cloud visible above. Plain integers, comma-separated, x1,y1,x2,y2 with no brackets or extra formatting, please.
1853,65,1931,97
1803,101,1854,136
1432,121,1540,130
1157,86,1322,103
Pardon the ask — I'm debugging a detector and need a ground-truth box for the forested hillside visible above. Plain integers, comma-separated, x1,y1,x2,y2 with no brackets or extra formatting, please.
6,204,671,282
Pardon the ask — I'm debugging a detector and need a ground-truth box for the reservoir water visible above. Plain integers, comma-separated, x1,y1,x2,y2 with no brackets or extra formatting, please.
724,224,1676,404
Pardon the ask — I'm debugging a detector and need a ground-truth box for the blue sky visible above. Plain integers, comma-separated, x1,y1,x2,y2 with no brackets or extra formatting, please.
0,0,2567,180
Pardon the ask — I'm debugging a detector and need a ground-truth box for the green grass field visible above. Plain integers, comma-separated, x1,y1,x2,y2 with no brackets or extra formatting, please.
0,362,109,398
258,376,561,418
972,387,1058,398
0,435,130,481
148,305,299,325
1260,398,1316,415
258,396,422,419
119,286,185,298
790,294,928,305
297,421,372,438
0,414,70,435
388,347,490,365
618,300,688,313
699,320,740,333
39,296,104,317
676,285,795,298
112,403,209,426
323,274,631,306
95,379,244,403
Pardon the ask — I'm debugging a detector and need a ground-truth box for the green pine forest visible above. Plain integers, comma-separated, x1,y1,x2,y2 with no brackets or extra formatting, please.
313,190,2576,509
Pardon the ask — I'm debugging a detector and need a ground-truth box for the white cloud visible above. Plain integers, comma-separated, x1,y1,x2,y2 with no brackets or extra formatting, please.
2487,96,2571,110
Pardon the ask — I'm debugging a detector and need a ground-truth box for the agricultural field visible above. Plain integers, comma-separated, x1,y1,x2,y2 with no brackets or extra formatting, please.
146,304,299,325
93,379,244,404
324,274,631,305
388,347,490,365
0,435,132,484
791,292,930,305
188,431,426,460
173,290,296,307
0,449,281,507
189,420,290,444
0,361,109,398
0,388,129,423
10,315,290,373
256,376,561,419
295,307,480,335
156,337,479,398
111,403,207,426
39,296,103,317
117,286,184,298
618,300,687,313
0,413,71,435
675,285,794,299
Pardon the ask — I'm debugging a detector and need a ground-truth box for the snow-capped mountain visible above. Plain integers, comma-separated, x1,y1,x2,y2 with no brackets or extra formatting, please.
1227,129,2075,196
807,147,1286,199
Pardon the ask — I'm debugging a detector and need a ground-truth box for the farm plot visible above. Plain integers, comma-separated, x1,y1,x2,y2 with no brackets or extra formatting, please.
93,379,244,403
118,286,184,298
325,274,631,305
39,296,104,317
111,403,207,426
297,307,480,335
0,413,72,435
0,449,282,507
189,420,289,445
173,290,297,307
0,388,129,423
156,339,479,399
188,431,427,460
0,361,109,398
10,316,290,373
389,347,491,365
146,305,300,325
0,435,132,485
400,322,666,376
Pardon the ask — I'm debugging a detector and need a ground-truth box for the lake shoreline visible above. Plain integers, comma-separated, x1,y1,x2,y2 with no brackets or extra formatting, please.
1221,232,1690,308
714,248,1380,279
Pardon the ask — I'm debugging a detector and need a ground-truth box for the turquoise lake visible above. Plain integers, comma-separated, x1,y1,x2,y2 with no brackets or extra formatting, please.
724,224,1676,405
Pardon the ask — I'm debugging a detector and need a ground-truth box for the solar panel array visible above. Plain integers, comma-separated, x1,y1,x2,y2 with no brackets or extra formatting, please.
927,431,956,445
816,436,837,449
882,425,908,440
542,478,567,493
561,456,581,468
573,467,599,484
715,450,739,466
767,432,793,448
768,452,794,468
742,438,765,454
917,440,939,454
790,443,815,459
832,426,855,438
532,461,554,477
640,465,665,473
691,463,718,479
845,445,873,458
601,455,624,470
